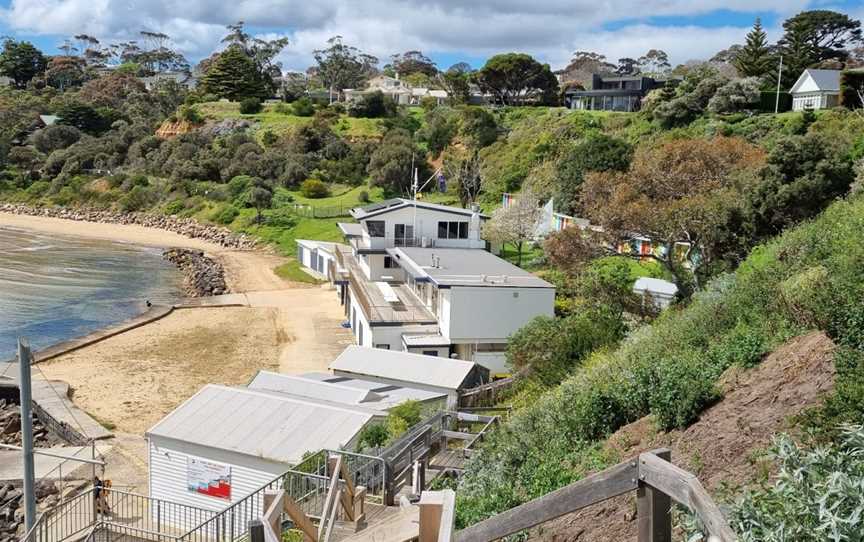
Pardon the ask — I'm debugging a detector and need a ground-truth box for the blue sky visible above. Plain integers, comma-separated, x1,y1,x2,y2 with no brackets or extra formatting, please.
0,1,862,71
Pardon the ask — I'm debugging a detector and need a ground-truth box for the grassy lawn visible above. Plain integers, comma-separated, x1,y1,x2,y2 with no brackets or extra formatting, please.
274,259,324,284
283,185,386,208
233,208,344,255
194,101,387,141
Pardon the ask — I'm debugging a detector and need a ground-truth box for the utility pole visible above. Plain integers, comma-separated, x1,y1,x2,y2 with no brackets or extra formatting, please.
18,338,36,533
775,55,784,114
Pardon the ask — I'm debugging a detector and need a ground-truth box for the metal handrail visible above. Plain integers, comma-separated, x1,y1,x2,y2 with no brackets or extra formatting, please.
317,456,343,542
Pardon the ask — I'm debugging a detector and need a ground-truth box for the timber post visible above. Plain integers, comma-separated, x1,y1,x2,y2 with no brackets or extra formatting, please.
637,449,672,542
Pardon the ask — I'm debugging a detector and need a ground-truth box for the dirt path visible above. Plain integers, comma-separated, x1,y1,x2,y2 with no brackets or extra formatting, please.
538,331,836,541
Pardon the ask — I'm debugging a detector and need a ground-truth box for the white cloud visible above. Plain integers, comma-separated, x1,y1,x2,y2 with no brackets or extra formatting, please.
0,0,833,71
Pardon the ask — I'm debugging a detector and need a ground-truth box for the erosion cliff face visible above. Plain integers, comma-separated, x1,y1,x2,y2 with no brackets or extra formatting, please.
537,331,836,541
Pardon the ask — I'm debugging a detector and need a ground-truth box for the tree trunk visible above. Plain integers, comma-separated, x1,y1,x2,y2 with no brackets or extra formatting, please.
516,241,523,267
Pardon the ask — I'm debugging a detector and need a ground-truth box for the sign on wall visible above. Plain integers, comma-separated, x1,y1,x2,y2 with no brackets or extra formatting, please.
187,457,232,501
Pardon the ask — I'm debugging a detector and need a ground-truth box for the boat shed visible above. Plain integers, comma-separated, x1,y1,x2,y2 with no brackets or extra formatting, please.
146,384,385,514
329,346,488,408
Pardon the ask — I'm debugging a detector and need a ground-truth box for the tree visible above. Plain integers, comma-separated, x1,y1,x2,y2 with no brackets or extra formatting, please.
484,188,542,266
45,56,87,90
55,101,112,134
314,36,377,103
616,57,640,75
245,176,273,223
475,53,559,106
651,65,729,127
558,51,616,86
32,125,81,154
552,134,633,215
390,50,437,77
458,106,498,148
348,90,397,118
219,21,288,95
637,49,671,76
438,63,472,104
199,45,269,100
779,10,863,85
707,77,762,113
443,147,483,206
543,227,600,274
734,18,774,79
367,128,427,196
0,40,47,88
580,137,766,293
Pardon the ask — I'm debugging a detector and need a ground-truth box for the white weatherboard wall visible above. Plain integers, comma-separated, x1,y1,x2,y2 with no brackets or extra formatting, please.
443,286,555,342
361,206,484,249
148,435,287,528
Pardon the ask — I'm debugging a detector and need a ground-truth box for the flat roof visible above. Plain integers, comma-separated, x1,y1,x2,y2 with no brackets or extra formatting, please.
296,239,337,253
402,334,451,347
146,384,385,465
248,370,383,405
337,223,363,237
388,247,554,289
633,277,678,296
299,372,448,408
329,345,477,390
350,199,488,221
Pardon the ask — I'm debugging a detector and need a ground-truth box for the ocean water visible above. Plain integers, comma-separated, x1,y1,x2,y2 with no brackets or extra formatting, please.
0,227,185,360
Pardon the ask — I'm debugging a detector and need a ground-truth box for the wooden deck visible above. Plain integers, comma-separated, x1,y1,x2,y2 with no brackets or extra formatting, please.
429,450,466,472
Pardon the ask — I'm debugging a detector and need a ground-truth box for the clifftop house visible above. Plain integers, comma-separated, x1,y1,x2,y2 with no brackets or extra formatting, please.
790,69,841,111
297,198,556,374
344,75,449,106
565,74,668,112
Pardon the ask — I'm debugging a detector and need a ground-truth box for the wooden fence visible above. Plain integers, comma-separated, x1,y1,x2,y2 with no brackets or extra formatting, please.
289,204,354,219
458,375,520,409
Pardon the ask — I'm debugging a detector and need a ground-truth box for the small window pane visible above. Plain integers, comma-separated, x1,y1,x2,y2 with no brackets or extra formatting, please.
438,221,448,238
448,222,459,238
458,222,468,239
367,221,385,237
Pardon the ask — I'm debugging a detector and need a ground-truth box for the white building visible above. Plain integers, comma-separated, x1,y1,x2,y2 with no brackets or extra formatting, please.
146,384,385,517
790,69,841,111
295,239,337,280
344,75,449,106
302,199,555,374
329,346,487,408
633,277,678,309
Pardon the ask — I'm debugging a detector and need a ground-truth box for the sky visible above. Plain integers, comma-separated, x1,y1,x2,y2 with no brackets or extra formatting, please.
0,0,863,73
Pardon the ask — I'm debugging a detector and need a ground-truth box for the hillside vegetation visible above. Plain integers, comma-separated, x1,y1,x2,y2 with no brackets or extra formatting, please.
455,194,864,534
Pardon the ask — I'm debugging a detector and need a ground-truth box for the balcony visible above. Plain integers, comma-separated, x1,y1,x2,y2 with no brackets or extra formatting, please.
352,236,437,251
336,245,437,324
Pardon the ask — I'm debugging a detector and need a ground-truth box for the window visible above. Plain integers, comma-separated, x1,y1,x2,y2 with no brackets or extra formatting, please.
437,221,469,239
384,256,397,269
394,224,414,246
422,350,439,357
375,344,390,350
366,220,385,238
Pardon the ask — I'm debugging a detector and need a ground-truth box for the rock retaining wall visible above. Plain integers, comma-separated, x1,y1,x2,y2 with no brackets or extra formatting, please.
0,204,256,250
163,248,228,297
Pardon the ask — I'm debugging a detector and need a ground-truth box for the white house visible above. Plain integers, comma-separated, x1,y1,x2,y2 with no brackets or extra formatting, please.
790,69,841,111
311,199,555,374
146,384,385,519
344,75,450,106
633,277,678,309
295,239,337,280
329,346,487,408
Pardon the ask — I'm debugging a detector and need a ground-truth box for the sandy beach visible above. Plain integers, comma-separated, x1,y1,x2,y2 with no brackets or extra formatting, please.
0,211,352,435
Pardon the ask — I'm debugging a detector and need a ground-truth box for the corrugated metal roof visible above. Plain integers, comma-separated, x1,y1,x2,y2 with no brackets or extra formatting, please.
300,372,448,408
350,199,488,220
146,384,385,464
337,223,363,237
633,277,678,296
389,247,554,288
329,346,475,390
248,370,382,404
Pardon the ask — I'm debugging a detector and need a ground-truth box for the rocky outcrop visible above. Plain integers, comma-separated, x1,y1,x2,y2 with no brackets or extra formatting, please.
0,400,64,448
0,480,62,540
0,204,256,250
163,248,228,297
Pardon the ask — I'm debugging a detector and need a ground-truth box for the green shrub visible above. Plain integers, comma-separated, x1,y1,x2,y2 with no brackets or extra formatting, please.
647,354,721,430
119,185,153,212
227,175,252,198
389,400,421,427
178,105,202,123
358,190,370,203
273,103,292,115
264,207,297,228
261,130,277,147
300,178,330,198
292,97,315,117
208,204,239,225
730,425,864,541
163,199,186,215
25,181,50,199
356,424,388,451
239,98,263,114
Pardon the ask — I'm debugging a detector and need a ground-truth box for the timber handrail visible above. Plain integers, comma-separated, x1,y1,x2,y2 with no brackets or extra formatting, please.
452,448,736,542
318,455,344,542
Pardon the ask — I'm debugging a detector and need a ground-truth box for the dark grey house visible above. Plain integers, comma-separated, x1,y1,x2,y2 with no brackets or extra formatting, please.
565,74,667,112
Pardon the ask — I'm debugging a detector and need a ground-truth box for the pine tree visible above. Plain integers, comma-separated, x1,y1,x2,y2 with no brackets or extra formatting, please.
734,18,773,79
199,45,268,101
779,19,818,88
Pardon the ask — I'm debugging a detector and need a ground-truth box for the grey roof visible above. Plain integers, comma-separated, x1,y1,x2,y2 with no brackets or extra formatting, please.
146,384,384,464
337,223,364,237
39,115,60,126
388,247,554,289
248,370,383,405
793,69,841,92
633,277,678,297
295,239,337,253
299,372,448,408
350,199,488,221
402,334,451,347
329,346,477,390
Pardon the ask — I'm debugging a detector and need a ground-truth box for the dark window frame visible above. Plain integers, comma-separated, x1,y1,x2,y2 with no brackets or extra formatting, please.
366,220,385,238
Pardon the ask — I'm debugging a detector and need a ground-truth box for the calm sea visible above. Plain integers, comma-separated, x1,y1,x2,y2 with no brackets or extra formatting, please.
0,227,185,360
